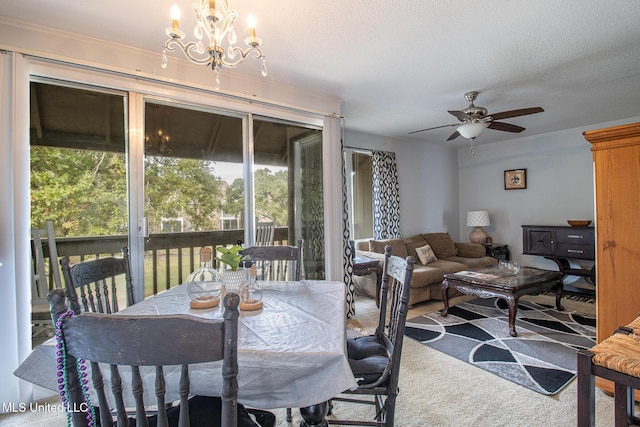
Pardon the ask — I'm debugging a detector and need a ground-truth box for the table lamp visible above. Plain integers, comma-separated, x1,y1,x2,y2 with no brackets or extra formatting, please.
467,210,490,244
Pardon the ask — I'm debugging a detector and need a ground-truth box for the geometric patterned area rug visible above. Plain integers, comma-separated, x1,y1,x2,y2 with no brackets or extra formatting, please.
404,297,596,395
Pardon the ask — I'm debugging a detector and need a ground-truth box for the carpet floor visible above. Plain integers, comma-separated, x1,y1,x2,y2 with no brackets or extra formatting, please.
404,297,596,395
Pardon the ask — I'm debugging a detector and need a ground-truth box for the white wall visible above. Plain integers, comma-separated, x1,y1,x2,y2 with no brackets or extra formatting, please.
457,116,640,270
345,130,461,240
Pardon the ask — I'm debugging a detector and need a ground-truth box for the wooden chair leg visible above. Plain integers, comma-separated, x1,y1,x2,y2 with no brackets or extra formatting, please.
614,382,632,427
577,350,596,427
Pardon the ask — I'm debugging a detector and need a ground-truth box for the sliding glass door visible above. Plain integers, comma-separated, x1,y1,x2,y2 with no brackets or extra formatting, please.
29,81,130,322
29,79,327,306
140,100,245,296
253,117,324,279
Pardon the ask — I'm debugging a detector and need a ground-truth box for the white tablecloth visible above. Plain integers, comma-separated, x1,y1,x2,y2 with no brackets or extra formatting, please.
15,280,358,409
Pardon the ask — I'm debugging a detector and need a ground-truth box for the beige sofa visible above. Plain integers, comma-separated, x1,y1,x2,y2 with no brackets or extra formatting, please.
355,232,497,307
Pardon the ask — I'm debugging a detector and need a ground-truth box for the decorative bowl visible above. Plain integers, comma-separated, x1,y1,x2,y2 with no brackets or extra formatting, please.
567,220,592,227
499,260,520,276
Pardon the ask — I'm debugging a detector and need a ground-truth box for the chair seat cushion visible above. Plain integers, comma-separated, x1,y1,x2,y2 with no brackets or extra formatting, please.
590,333,640,378
347,335,389,385
348,355,389,385
347,335,387,360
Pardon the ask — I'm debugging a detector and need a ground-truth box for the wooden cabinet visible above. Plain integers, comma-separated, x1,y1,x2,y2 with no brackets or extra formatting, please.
583,122,640,394
522,225,595,284
584,122,640,342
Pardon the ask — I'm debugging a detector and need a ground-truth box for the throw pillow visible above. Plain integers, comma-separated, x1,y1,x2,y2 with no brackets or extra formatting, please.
422,233,458,258
415,244,437,265
404,238,428,260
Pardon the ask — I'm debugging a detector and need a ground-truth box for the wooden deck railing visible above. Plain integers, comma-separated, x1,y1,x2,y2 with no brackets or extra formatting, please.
41,227,290,296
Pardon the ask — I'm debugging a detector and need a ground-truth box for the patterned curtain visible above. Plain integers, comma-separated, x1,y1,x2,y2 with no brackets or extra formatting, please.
371,150,401,239
341,136,356,317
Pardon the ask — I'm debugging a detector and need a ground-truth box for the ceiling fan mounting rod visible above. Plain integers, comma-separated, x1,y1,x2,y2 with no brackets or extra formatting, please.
462,91,488,118
464,91,479,103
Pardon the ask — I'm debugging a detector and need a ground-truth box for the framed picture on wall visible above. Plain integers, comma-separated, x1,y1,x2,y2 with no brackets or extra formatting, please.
504,169,527,190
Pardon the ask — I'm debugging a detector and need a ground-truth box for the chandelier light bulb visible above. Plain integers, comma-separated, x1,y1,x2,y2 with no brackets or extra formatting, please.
170,4,181,23
247,14,256,37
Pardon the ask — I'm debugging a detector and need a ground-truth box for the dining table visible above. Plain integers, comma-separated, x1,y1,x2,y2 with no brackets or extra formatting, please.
14,280,358,426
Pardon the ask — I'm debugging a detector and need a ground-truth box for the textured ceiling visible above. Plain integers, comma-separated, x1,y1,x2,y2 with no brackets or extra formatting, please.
3,0,640,147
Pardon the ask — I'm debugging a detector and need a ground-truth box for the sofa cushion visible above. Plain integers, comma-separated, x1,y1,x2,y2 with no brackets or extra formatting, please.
409,265,447,288
447,255,498,269
427,259,469,274
415,244,437,265
423,233,458,258
455,242,487,258
369,239,408,258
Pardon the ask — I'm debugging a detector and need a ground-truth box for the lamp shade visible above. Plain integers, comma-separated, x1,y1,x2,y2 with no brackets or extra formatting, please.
457,122,489,139
467,210,490,227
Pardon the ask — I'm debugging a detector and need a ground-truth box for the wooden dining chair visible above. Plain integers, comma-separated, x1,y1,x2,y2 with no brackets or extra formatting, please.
241,239,302,422
30,220,63,339
255,221,275,246
48,288,272,427
242,239,302,282
61,247,135,315
328,245,415,427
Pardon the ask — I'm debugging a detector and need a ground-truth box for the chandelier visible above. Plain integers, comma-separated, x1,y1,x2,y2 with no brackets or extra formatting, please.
145,129,171,154
161,0,267,90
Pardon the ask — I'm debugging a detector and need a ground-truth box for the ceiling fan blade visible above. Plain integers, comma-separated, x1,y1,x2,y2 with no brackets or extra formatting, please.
448,110,470,121
447,130,460,141
408,123,458,135
488,121,526,133
489,107,544,121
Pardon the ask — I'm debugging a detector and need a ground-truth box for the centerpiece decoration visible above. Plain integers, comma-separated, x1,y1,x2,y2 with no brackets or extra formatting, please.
186,247,222,309
239,263,263,311
217,244,249,295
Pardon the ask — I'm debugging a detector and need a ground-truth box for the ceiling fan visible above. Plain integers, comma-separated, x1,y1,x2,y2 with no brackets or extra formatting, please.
409,91,544,141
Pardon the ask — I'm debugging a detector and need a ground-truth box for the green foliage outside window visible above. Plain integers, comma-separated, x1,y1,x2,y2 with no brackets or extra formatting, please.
30,146,289,237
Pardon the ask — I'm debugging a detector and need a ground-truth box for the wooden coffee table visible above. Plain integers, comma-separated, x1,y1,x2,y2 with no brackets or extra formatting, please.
441,266,563,336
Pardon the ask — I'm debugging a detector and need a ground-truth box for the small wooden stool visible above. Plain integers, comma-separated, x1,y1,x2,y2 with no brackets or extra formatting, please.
577,319,640,426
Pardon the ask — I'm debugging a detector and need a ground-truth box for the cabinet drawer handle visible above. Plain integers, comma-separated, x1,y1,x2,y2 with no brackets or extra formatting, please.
567,249,584,254
567,235,584,239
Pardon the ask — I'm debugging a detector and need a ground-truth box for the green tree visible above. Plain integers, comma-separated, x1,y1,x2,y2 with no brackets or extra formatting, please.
31,146,224,236
255,168,288,226
30,146,128,236
144,156,223,232
223,178,245,222
223,168,289,227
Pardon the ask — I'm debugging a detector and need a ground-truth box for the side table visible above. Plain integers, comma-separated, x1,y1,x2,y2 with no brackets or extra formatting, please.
483,243,510,261
353,256,383,307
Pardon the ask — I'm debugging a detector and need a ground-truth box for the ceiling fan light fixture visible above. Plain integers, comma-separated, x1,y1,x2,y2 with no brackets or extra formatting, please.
457,122,489,139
